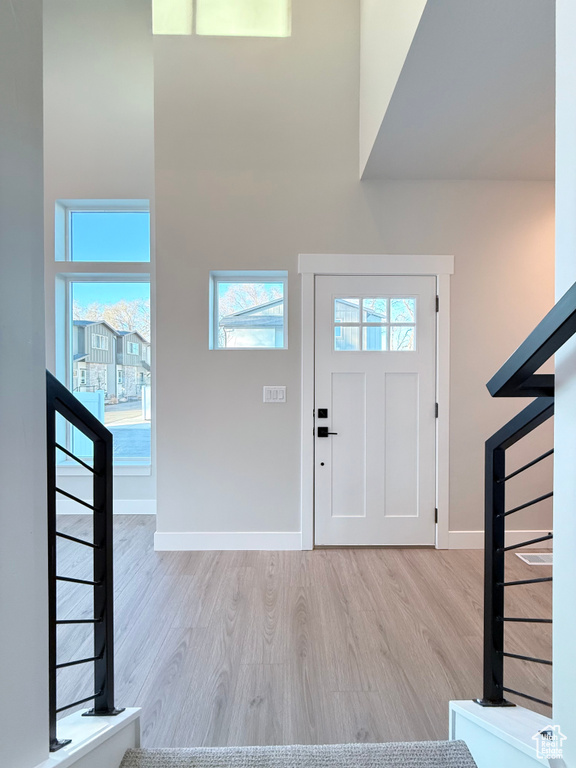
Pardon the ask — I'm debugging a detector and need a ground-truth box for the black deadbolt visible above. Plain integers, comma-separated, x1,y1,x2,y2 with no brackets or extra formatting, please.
318,408,328,419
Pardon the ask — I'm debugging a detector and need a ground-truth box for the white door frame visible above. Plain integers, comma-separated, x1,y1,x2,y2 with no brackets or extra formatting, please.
298,254,454,550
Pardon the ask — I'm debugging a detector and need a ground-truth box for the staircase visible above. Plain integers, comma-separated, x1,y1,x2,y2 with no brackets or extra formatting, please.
120,741,477,768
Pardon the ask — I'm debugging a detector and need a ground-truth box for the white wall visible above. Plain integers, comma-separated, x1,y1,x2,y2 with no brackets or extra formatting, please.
553,1,576,763
0,1,49,766
43,0,155,504
359,0,427,175
154,0,555,543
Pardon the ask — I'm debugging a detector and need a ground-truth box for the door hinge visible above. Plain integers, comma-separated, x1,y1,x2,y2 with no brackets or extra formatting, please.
436,295,439,312
435,507,438,524
435,403,439,418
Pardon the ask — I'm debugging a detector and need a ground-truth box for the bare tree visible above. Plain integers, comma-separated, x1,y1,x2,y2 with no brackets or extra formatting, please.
217,283,283,347
73,298,150,340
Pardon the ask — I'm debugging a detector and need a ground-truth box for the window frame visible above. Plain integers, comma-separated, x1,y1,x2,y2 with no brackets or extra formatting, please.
56,199,151,263
127,341,140,355
209,270,288,351
333,295,417,352
49,200,153,473
92,333,109,351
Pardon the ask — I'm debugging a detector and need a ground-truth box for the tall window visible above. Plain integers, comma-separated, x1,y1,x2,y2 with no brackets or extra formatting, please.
52,201,152,467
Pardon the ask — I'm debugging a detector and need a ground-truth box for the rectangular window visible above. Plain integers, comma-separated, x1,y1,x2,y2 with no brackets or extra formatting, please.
71,281,151,464
210,271,288,350
92,334,109,350
153,0,290,37
53,201,152,469
128,342,140,355
196,0,290,37
153,0,193,35
68,210,150,262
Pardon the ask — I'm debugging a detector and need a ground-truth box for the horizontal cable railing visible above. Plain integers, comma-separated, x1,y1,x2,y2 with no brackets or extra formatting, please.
475,281,576,712
47,371,123,752
477,396,554,710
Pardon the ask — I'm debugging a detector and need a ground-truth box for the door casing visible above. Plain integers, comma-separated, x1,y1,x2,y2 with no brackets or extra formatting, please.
298,253,454,550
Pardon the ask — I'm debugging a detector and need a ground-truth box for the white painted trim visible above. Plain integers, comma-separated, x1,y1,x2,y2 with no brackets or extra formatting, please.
33,708,140,768
449,700,550,768
298,253,453,549
57,500,156,515
298,253,455,276
57,464,151,476
300,272,315,550
154,531,302,551
436,273,451,548
449,530,553,550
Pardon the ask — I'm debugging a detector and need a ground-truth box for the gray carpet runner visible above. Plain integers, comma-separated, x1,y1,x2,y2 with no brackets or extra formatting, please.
120,741,477,767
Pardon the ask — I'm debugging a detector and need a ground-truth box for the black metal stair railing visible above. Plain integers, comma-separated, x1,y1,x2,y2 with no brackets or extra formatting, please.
46,371,123,752
476,280,576,711
477,396,553,709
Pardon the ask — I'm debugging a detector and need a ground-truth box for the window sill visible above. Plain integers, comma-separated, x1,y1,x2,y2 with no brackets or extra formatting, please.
57,463,151,477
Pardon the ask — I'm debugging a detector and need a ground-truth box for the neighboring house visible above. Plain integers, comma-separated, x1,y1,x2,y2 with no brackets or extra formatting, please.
219,298,285,348
73,321,150,400
116,330,151,398
219,297,392,350
72,320,118,397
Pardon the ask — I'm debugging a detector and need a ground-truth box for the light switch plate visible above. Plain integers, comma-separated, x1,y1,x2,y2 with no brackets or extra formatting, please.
263,386,286,403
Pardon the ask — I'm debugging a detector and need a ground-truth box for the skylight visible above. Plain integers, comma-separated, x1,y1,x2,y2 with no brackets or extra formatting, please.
196,0,291,37
152,0,291,37
153,0,193,35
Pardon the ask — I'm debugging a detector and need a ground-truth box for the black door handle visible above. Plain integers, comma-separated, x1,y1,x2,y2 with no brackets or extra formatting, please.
317,427,338,438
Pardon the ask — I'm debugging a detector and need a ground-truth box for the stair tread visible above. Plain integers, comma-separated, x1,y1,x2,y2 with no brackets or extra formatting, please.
121,741,477,768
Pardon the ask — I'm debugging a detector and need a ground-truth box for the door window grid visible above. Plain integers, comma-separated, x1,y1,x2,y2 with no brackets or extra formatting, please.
334,297,416,352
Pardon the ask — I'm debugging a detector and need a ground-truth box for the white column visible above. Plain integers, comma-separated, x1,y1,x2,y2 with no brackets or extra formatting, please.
554,2,576,764
0,1,49,767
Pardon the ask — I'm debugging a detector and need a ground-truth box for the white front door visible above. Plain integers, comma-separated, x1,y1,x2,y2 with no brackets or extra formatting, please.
314,275,437,546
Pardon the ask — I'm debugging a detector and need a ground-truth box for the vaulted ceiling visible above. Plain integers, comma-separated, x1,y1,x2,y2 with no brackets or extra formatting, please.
362,0,555,180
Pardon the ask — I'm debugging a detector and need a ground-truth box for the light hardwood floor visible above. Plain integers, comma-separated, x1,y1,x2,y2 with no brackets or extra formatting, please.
55,515,552,747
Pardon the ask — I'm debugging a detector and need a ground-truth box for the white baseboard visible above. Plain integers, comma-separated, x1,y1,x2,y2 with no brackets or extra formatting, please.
57,499,156,515
154,530,302,551
449,530,552,550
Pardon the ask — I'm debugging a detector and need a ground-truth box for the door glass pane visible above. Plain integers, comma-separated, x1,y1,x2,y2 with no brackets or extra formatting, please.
390,298,415,323
363,326,387,351
335,326,360,351
334,298,360,323
362,298,387,323
390,325,416,351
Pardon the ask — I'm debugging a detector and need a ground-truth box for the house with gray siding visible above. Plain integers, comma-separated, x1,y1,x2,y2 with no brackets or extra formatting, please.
116,330,151,398
73,320,118,396
73,321,150,400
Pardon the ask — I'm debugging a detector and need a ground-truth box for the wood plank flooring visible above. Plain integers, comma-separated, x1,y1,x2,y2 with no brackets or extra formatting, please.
55,515,552,747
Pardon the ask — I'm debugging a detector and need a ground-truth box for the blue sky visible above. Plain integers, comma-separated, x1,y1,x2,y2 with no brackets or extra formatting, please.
73,282,150,306
71,211,150,262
